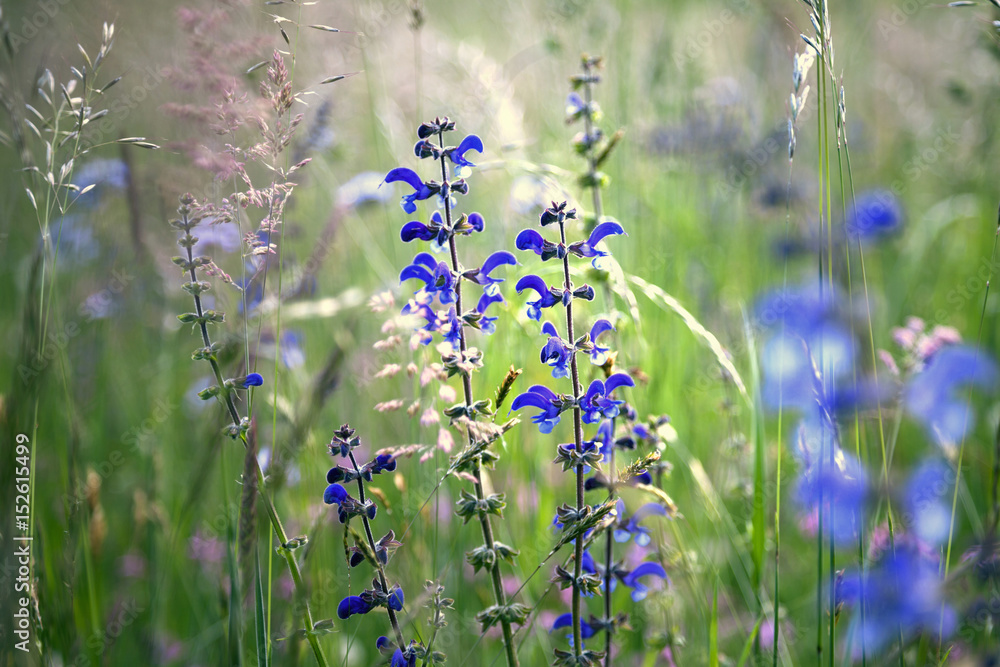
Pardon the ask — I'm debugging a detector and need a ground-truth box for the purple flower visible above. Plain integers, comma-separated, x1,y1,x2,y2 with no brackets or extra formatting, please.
337,595,373,619
838,544,954,657
904,459,951,546
621,562,668,601
323,483,349,505
540,335,573,379
510,384,564,433
515,274,562,321
904,344,998,446
793,417,867,546
399,253,456,304
515,228,565,262
551,612,596,643
580,373,634,424
449,134,484,177
613,501,669,547
464,251,518,295
475,291,505,335
588,318,615,365
846,189,902,240
567,221,626,267
384,167,439,214
240,373,264,388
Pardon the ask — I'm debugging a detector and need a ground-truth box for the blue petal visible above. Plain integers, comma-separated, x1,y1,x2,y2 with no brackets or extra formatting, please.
400,221,435,243
632,503,669,524
399,264,434,286
589,318,615,341
624,562,668,586
337,595,371,619
605,372,635,393
476,291,505,315
451,134,484,166
388,588,405,611
588,221,626,246
323,483,348,505
541,321,560,337
384,167,424,191
468,212,485,232
480,250,518,277
551,613,574,632
242,373,264,388
515,274,549,298
515,229,547,254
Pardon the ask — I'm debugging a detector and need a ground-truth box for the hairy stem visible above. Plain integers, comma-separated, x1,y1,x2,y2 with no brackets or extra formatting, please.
437,131,520,667
347,450,405,648
182,212,329,667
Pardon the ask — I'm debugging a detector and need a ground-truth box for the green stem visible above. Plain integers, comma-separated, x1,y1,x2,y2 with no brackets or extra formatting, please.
437,130,520,667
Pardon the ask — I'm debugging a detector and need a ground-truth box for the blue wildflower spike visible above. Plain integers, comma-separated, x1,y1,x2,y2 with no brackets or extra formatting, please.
337,595,373,619
568,221,626,266
510,384,564,433
588,318,615,365
384,167,438,214
515,274,562,321
441,307,463,350
621,562,668,601
565,93,587,122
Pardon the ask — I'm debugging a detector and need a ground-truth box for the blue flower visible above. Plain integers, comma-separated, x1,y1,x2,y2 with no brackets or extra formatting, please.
515,228,565,262
241,373,264,388
384,167,439,214
551,612,596,644
846,189,902,240
613,501,669,547
391,648,415,667
449,134,484,177
440,307,463,351
510,384,564,433
580,373,634,424
540,336,573,379
568,221,626,267
475,291,505,335
904,344,998,446
515,274,562,321
588,318,615,365
838,544,954,657
464,251,518,295
621,562,668,601
399,253,456,304
793,417,868,546
565,93,588,123
337,595,373,619
400,219,439,243
904,459,951,546
323,483,349,505
388,587,404,611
